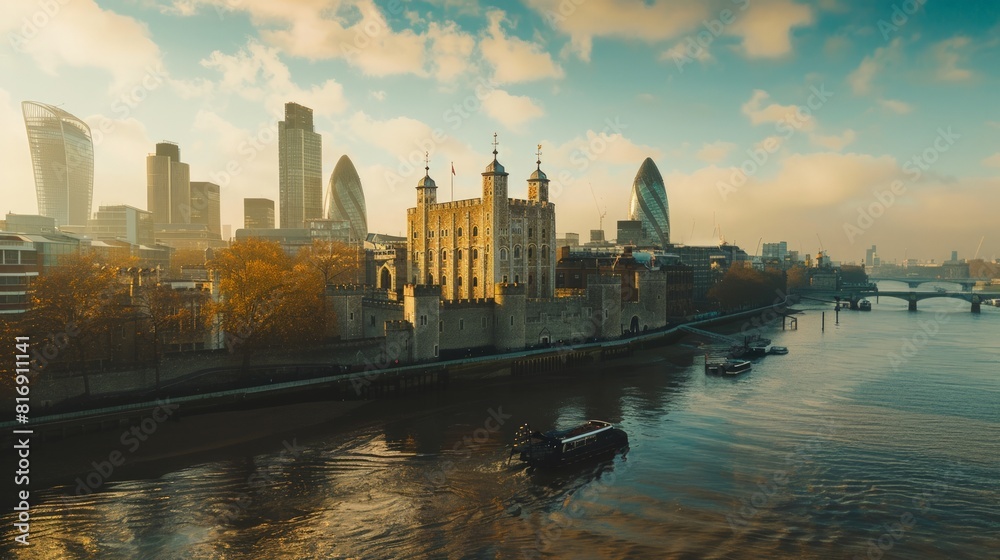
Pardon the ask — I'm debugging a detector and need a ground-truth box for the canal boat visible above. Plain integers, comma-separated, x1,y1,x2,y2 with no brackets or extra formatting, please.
769,346,788,355
511,420,629,468
858,299,872,311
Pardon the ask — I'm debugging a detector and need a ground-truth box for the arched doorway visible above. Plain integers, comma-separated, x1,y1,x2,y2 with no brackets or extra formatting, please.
379,267,392,290
629,315,640,333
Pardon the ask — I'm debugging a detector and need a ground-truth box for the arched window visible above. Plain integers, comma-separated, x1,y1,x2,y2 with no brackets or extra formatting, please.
442,250,447,261
473,277,478,287
542,246,549,259
528,227,533,237
428,273,434,284
527,246,533,259
486,227,490,236
542,228,546,238
442,276,447,285
514,274,519,283
528,274,533,284
473,248,479,259
513,245,521,259
457,249,463,260
500,247,508,260
457,276,463,286
427,250,433,262
472,226,478,236
457,227,463,237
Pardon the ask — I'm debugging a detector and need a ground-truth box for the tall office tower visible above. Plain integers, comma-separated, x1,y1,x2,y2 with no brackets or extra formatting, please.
244,198,275,229
21,101,95,227
865,245,877,267
146,142,191,224
278,102,323,229
628,157,670,249
190,181,221,238
327,155,368,243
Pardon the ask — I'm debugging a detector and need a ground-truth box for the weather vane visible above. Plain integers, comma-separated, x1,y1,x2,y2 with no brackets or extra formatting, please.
536,144,542,168
492,132,499,158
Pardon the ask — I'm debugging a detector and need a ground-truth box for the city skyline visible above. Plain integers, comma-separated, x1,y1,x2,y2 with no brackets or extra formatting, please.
1,1,998,262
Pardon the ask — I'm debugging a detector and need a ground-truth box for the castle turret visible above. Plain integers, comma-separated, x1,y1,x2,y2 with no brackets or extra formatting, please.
527,144,549,203
404,284,441,361
482,133,510,293
493,282,525,351
586,274,622,339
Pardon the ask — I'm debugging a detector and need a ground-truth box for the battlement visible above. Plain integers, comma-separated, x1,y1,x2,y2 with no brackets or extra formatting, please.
385,320,413,332
442,297,495,308
428,198,484,211
508,198,550,208
404,284,443,297
494,282,526,296
362,298,403,310
326,284,367,296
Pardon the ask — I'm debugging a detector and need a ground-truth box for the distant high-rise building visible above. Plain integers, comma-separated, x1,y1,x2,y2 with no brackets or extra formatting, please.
865,245,877,267
327,155,368,243
147,142,191,225
86,205,155,246
244,198,275,229
279,102,323,229
21,101,95,227
762,241,788,262
189,181,221,238
628,157,669,248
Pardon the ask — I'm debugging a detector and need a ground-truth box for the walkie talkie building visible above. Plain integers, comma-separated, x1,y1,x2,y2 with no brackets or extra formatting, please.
21,101,95,227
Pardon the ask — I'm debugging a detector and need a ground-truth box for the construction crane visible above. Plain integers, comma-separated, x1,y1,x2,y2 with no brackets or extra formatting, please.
974,235,985,259
589,183,607,233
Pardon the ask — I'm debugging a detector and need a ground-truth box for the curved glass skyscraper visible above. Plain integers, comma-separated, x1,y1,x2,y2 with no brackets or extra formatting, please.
628,157,670,248
327,155,367,243
21,101,94,226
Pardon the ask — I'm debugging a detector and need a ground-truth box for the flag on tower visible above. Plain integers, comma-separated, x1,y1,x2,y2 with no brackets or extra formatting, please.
451,162,456,175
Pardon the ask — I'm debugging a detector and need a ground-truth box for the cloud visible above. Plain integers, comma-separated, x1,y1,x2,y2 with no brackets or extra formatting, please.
696,141,737,163
729,0,815,58
932,36,974,82
370,90,387,101
848,37,902,95
0,90,38,216
480,10,563,84
0,0,162,92
481,90,545,132
523,0,708,62
810,129,856,151
427,21,476,82
878,98,914,114
741,89,816,131
201,40,348,117
983,153,1000,169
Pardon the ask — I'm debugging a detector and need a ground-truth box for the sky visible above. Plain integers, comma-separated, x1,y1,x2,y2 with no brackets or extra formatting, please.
1,0,998,264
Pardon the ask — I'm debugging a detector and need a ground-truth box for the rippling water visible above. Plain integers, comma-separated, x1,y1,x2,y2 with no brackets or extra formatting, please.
5,285,999,559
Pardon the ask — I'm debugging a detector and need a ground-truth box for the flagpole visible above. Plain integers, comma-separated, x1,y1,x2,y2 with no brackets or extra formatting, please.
451,161,454,201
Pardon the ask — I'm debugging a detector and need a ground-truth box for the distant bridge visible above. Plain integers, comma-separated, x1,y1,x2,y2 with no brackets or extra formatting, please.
869,276,990,290
801,288,993,313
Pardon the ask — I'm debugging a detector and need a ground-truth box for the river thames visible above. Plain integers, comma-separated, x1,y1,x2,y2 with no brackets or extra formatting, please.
5,281,999,559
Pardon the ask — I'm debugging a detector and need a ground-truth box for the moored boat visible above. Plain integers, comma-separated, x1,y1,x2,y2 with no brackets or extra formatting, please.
512,420,629,468
769,346,788,355
858,299,872,311
706,358,752,375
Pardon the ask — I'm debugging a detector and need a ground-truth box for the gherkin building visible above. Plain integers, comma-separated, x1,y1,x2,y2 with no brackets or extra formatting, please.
327,155,368,243
628,157,670,248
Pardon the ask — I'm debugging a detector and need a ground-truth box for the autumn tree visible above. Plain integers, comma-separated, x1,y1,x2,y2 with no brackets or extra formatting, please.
24,252,129,394
294,239,363,335
207,238,325,369
169,248,207,276
131,284,196,392
707,265,786,311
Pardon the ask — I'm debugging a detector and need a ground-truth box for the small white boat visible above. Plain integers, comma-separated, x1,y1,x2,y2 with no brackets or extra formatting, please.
769,346,788,355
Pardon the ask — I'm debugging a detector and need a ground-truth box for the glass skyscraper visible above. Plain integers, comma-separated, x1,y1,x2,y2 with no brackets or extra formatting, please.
628,157,670,248
279,102,323,229
21,101,95,227
327,155,368,243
